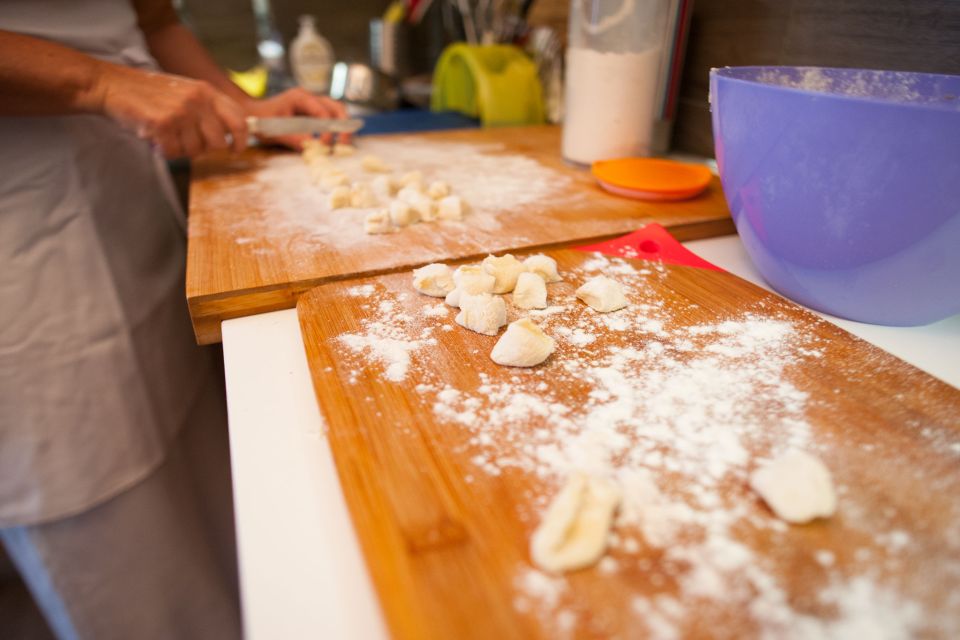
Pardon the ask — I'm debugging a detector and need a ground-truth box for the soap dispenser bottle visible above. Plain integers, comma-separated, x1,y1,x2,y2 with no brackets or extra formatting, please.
290,15,334,94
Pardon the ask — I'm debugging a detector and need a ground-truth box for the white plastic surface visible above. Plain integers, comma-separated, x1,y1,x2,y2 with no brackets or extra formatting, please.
222,310,387,640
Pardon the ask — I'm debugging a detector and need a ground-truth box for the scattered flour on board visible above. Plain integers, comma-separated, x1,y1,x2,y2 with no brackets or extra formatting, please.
328,253,960,638
199,139,574,265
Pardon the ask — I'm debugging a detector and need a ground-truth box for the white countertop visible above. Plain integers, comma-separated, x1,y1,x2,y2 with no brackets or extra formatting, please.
222,234,960,640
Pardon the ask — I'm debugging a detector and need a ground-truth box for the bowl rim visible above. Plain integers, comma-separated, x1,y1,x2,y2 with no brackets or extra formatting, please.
710,65,960,113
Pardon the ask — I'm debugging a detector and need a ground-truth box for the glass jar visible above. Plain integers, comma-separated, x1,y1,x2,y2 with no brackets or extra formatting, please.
562,0,670,165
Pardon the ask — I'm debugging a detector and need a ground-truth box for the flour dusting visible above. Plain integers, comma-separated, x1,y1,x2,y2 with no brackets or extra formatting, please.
325,253,960,638
197,139,574,269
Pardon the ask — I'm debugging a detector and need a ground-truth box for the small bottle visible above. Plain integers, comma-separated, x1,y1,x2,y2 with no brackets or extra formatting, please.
290,15,334,94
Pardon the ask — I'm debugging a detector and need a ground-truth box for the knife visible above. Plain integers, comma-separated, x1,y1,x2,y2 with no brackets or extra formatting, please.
246,116,364,137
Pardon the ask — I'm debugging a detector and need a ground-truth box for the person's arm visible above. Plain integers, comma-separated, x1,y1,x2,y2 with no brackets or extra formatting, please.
0,28,247,157
133,0,250,104
135,0,349,149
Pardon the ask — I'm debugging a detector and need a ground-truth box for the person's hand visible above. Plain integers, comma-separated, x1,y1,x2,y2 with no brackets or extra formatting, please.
243,87,349,150
87,63,248,158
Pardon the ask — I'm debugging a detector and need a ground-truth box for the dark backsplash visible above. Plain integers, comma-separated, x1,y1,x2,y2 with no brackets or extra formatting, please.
673,0,960,156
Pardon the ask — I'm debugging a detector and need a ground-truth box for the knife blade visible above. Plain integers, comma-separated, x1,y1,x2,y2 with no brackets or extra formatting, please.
246,116,364,137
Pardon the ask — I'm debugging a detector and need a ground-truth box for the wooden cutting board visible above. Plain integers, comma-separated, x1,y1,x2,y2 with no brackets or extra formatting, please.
187,126,733,344
297,248,960,639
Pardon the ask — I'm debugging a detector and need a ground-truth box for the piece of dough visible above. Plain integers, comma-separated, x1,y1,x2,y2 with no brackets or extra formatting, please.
389,200,419,227
523,254,562,283
399,170,423,190
363,210,394,234
349,183,377,208
491,318,554,367
361,155,391,173
482,254,524,294
436,195,463,221
455,293,507,335
332,143,355,157
750,451,837,524
397,184,425,202
445,265,496,307
302,139,330,162
444,288,461,307
427,180,450,199
371,174,399,199
530,473,621,573
320,171,349,190
512,272,548,310
454,265,497,295
412,263,455,297
576,276,628,312
409,194,435,222
327,185,352,209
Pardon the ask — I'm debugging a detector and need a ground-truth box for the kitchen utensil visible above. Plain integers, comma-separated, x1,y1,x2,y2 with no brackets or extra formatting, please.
592,157,711,200
329,62,401,112
430,44,545,125
297,245,960,640
245,116,364,137
711,66,960,325
186,126,732,344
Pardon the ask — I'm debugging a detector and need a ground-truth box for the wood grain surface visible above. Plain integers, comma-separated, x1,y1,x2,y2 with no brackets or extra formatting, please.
297,249,960,639
187,126,733,344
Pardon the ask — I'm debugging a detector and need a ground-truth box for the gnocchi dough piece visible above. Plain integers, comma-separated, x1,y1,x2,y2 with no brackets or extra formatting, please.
523,254,562,283
350,183,377,208
332,143,355,157
320,171,349,190
412,263,455,297
302,139,330,161
454,265,497,295
397,184,425,202
491,318,555,367
512,272,548,310
371,174,399,199
410,195,435,222
576,276,628,312
389,200,419,227
398,188,434,221
455,293,507,336
482,254,524,294
444,288,461,307
530,473,621,573
427,180,450,199
327,185,352,210
436,195,463,221
749,451,837,524
361,155,391,173
399,170,423,189
363,210,394,234
446,265,497,307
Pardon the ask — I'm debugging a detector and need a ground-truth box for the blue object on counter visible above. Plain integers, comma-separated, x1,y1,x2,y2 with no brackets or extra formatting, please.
356,109,478,135
711,66,960,326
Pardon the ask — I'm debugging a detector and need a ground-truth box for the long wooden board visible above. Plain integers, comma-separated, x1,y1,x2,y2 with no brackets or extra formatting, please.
297,249,960,639
187,126,733,344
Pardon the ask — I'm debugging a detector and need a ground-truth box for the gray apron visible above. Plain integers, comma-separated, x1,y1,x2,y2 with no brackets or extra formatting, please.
0,0,216,526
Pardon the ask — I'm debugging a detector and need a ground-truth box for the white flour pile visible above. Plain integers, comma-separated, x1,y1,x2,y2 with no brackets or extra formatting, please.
330,254,959,638
563,47,662,163
202,139,573,260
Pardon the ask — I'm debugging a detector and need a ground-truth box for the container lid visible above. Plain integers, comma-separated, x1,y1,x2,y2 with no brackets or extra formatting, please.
591,158,712,201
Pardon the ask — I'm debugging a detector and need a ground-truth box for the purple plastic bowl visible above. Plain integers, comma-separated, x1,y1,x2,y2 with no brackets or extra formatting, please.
710,66,960,325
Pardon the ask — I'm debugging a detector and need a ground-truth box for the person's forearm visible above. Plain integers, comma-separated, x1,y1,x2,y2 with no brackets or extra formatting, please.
141,21,251,106
0,29,107,116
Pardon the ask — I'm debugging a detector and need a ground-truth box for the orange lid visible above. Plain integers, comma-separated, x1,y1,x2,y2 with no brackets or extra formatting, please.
592,158,712,201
